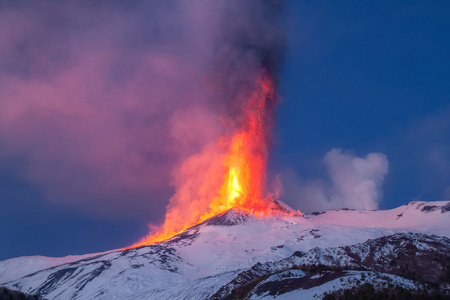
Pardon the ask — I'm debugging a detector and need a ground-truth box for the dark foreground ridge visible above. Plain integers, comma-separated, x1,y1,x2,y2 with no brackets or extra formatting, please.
0,286,43,300
323,283,450,300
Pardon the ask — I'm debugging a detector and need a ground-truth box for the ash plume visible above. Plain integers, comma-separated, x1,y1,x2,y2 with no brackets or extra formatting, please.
204,0,284,136
0,0,285,228
139,0,286,243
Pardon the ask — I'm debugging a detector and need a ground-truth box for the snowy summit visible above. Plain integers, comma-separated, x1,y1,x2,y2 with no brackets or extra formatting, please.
0,200,449,299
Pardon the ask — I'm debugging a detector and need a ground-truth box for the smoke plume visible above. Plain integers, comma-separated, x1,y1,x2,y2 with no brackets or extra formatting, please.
0,0,284,226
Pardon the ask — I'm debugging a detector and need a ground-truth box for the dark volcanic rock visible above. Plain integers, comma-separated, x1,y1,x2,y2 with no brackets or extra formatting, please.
442,203,450,213
0,286,43,300
211,233,450,299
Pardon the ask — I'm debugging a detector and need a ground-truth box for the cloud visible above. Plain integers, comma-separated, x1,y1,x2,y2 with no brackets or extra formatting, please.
281,149,389,213
0,0,284,221
0,2,207,220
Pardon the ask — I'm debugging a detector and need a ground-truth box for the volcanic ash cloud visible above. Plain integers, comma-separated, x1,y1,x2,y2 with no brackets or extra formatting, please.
0,0,286,242
134,0,287,246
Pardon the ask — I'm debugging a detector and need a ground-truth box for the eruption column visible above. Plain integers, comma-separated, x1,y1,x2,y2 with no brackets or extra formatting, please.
130,71,278,248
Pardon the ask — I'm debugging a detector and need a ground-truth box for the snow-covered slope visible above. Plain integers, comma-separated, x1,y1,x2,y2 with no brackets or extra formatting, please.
0,252,104,284
0,201,449,299
212,232,450,299
252,270,422,300
307,201,450,238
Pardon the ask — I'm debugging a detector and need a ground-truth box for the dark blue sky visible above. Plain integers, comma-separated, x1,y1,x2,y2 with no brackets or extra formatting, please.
1,1,449,261
272,0,450,210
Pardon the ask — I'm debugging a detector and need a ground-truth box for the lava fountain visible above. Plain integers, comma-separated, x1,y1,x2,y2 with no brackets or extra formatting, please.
130,70,286,248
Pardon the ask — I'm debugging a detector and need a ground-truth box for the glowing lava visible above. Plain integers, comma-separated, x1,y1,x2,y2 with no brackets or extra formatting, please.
227,167,242,204
129,71,285,249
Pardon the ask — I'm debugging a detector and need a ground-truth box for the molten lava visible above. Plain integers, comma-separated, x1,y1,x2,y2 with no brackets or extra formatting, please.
129,71,284,249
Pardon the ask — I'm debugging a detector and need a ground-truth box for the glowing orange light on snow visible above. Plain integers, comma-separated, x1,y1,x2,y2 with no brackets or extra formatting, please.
126,71,287,250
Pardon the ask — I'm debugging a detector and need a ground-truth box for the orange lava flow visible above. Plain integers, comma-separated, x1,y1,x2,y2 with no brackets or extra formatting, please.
127,72,278,249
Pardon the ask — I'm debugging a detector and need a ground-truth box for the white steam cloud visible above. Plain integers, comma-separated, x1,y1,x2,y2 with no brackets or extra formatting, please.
282,149,389,212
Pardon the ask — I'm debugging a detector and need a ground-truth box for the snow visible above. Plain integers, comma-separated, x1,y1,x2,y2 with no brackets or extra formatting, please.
255,271,421,300
0,200,448,299
306,201,450,238
0,252,105,283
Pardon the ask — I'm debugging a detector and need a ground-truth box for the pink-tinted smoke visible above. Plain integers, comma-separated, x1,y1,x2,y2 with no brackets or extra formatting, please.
0,2,222,220
0,1,284,224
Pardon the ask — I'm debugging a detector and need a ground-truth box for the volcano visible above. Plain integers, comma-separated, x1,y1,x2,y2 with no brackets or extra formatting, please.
1,200,449,299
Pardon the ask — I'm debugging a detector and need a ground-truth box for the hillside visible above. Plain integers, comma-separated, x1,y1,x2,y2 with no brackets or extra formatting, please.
0,201,449,299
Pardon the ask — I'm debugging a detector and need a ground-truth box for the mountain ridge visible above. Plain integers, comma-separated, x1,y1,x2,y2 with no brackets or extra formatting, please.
1,200,449,299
